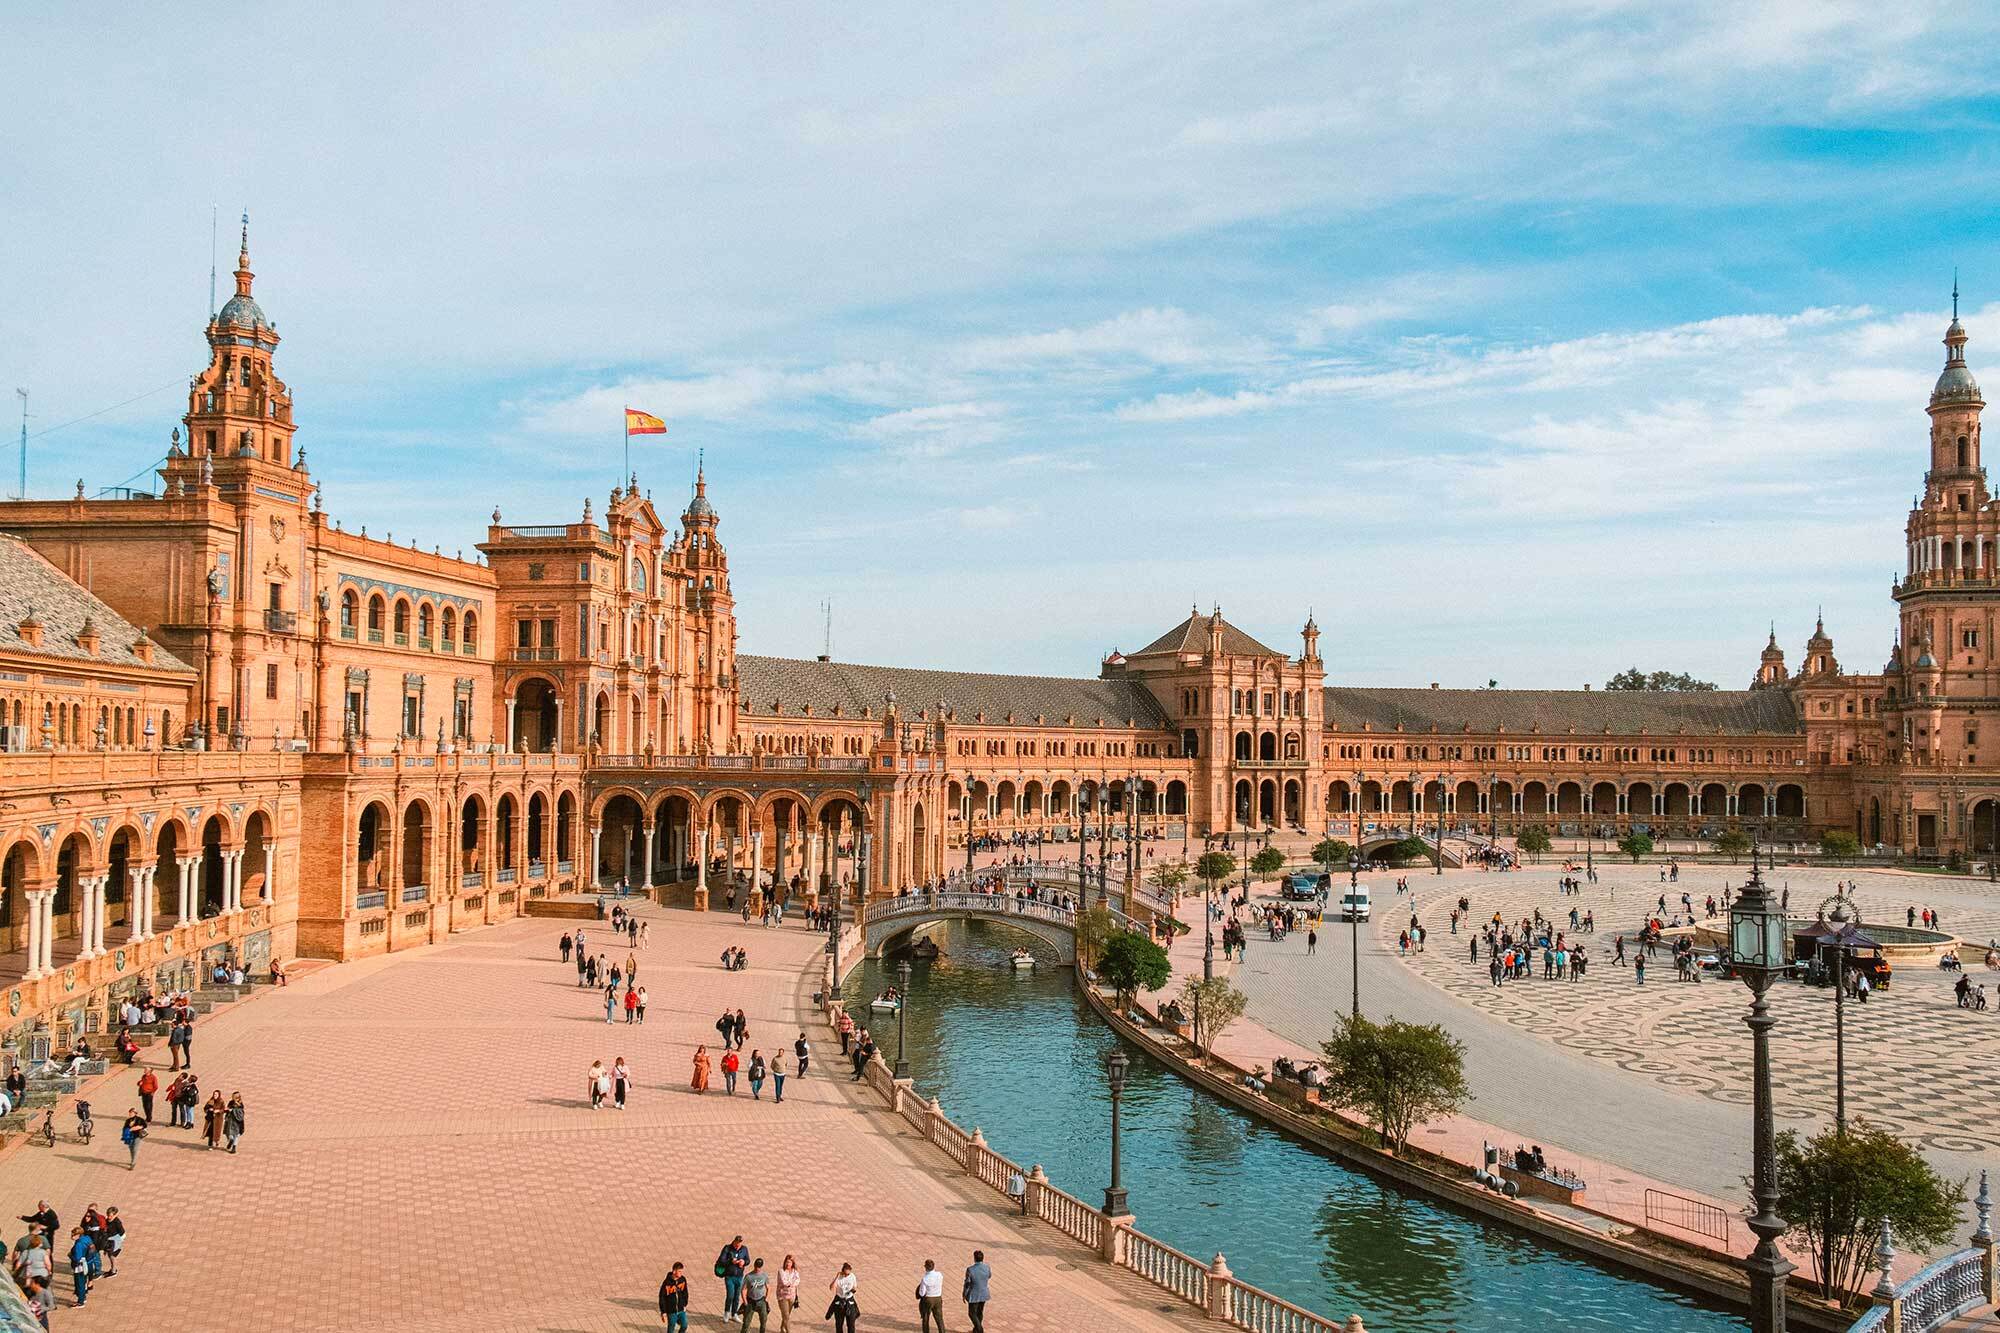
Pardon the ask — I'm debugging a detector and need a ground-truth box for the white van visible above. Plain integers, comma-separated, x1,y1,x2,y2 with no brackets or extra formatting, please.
1339,883,1372,922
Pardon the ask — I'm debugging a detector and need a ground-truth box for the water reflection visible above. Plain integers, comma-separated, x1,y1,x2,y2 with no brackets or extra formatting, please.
843,919,1734,1333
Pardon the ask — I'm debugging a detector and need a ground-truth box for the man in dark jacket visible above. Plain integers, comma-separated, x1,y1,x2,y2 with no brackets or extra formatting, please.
658,1261,690,1331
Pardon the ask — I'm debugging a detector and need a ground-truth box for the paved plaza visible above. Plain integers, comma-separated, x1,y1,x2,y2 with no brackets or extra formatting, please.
0,902,1203,1332
1220,856,2000,1215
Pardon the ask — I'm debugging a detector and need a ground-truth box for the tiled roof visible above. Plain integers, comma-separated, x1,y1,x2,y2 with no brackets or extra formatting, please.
1322,685,1800,737
0,535,193,673
1132,610,1282,659
738,655,1171,728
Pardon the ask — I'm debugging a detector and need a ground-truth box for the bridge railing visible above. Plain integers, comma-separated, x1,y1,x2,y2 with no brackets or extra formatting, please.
1848,1186,1998,1333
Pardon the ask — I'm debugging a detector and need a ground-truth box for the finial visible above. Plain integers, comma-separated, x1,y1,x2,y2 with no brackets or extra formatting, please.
1955,268,1960,320
240,209,249,258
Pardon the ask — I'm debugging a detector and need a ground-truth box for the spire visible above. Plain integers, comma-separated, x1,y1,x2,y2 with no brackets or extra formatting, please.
234,210,254,299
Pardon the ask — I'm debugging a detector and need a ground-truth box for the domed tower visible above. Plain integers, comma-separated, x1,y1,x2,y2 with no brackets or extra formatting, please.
174,214,296,470
1926,289,1985,509
1752,625,1787,687
1801,613,1839,677
678,466,738,750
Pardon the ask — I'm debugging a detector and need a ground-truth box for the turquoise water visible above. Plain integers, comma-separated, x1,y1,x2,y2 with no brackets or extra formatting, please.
844,919,1737,1332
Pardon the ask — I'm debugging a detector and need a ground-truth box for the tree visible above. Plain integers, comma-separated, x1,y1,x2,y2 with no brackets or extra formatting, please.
1073,903,1117,970
1179,975,1248,1058
1714,828,1752,862
1319,1013,1471,1154
1147,860,1189,896
1820,829,1861,860
1774,1121,1965,1304
1250,846,1286,878
1617,830,1654,863
1310,839,1352,872
1604,668,1718,692
1387,836,1430,867
1096,929,1172,1008
1515,826,1551,862
1194,850,1236,898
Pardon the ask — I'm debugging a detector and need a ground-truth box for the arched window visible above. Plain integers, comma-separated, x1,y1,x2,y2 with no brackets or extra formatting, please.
367,595,385,634
418,603,434,644
441,607,457,645
340,590,357,631
630,559,647,593
393,600,410,640
1960,435,1970,468
462,612,479,652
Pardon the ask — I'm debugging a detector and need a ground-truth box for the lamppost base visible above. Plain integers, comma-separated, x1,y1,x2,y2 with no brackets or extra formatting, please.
1103,1187,1128,1216
893,1059,910,1080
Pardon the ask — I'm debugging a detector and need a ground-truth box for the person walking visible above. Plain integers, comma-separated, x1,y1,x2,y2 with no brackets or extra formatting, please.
691,1045,711,1093
962,1251,991,1333
717,1009,736,1050
659,1261,690,1332
560,932,573,964
915,1259,945,1332
747,1050,766,1101
166,1018,186,1070
66,1225,95,1307
613,1057,632,1110
605,982,619,1024
137,1067,158,1123
637,986,649,1023
624,987,639,1023
795,1032,810,1077
640,920,650,949
589,1059,607,1109
225,1091,246,1152
120,1108,147,1169
828,1263,860,1333
203,1089,227,1149
740,1256,772,1332
776,1255,802,1331
733,1008,749,1050
626,951,639,986
722,1048,741,1095
717,1235,750,1318
179,1015,195,1069
770,1050,787,1104
99,1208,124,1277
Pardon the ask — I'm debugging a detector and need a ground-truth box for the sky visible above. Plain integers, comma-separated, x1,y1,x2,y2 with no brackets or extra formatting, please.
6,2,2000,687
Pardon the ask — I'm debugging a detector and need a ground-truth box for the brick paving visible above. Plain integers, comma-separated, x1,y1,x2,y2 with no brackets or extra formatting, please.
0,901,1206,1332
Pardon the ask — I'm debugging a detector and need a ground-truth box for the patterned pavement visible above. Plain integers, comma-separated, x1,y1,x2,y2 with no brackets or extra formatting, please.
0,901,1205,1332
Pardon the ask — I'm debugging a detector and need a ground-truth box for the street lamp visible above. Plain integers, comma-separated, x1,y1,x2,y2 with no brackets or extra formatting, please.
1435,772,1447,875
1097,776,1111,905
893,957,912,1080
1729,844,1794,1333
964,784,975,874
1202,859,1216,981
1103,1047,1130,1216
1348,851,1362,1018
1822,892,1858,1136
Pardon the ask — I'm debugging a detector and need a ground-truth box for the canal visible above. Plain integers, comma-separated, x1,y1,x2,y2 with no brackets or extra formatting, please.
844,919,1737,1332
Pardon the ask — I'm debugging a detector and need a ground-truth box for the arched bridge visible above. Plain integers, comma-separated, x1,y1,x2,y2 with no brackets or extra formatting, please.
862,887,1144,966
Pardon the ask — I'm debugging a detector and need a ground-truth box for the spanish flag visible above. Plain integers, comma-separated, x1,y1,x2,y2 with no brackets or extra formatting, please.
624,407,667,436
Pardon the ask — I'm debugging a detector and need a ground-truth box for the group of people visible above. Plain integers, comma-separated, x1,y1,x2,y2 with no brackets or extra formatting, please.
11,1200,127,1317
673,1241,993,1333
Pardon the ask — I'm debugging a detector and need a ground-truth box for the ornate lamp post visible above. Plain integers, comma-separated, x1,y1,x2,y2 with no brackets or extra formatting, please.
1434,771,1448,875
964,782,975,874
1103,1048,1130,1216
1820,892,1859,1135
1348,851,1363,1018
893,957,912,1080
1097,776,1111,905
1730,845,1794,1332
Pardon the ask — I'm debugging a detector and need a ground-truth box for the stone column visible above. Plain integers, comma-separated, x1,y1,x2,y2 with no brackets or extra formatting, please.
262,841,277,902
39,889,55,974
505,699,518,752
640,821,655,891
74,875,95,960
589,824,603,889
91,874,108,955
551,699,563,754
695,828,710,911
22,888,44,980
228,849,244,913
177,855,195,923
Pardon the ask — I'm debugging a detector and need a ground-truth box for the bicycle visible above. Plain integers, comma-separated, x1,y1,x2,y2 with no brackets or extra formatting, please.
34,1107,54,1148
74,1100,93,1145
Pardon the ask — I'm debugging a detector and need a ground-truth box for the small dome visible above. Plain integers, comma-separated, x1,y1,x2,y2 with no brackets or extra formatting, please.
685,492,714,520
1915,649,1938,669
1933,362,1982,405
216,293,267,329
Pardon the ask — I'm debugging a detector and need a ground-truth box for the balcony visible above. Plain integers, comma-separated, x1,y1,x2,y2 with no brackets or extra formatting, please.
339,625,357,640
513,647,558,661
264,608,298,633
417,636,433,651
497,867,517,884
460,871,482,890
367,629,384,644
394,632,409,646
402,884,430,903
461,642,479,656
355,890,387,912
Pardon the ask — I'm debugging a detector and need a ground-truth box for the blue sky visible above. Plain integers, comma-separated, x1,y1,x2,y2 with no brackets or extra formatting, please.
6,3,2000,686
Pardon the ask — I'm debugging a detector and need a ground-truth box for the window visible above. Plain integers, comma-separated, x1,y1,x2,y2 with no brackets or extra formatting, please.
340,591,357,635
1964,628,1980,650
463,613,478,651
541,618,556,650
265,663,279,700
578,562,591,582
403,695,420,737
517,619,535,650
442,607,457,644
268,582,282,611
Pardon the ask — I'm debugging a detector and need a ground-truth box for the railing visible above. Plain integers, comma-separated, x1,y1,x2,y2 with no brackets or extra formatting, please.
529,862,546,880
500,525,570,539
339,625,357,639
513,647,559,661
1035,1183,1102,1250
355,891,387,911
263,608,297,633
821,756,870,770
1642,1188,1730,1243
1125,1231,1210,1308
557,860,574,875
402,884,429,903
1900,1249,1987,1331
931,1113,971,1168
461,872,482,889
497,868,517,883
708,755,753,769
366,629,384,643
1229,1284,1341,1333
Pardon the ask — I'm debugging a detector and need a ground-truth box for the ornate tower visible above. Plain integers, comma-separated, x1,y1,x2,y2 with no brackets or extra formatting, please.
1752,626,1787,688
177,215,296,468
679,467,739,751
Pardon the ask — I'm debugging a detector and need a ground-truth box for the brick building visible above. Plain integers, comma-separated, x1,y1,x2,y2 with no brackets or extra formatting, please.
0,240,1989,1056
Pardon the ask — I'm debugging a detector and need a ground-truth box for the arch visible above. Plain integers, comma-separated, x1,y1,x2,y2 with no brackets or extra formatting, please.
591,691,611,749
340,589,359,633
401,800,432,892
417,601,436,645
1663,782,1691,820
366,593,386,636
1627,781,1654,817
910,803,929,882
968,780,991,821
1521,780,1548,814
512,676,558,752
1022,780,1045,819
0,839,36,953
441,605,458,646
1234,778,1251,823
460,794,487,881
463,611,479,652
1282,778,1302,826
1775,783,1805,818
865,900,1079,964
1555,782,1582,815
1738,782,1768,818
1454,780,1480,816
556,790,578,866
1422,779,1445,814
392,597,412,642
597,792,645,886
995,780,1018,819
1234,731,1252,762
1390,780,1413,814
240,809,273,906
526,791,548,867
1868,796,1882,846
1329,779,1352,814
1165,779,1188,816
1049,779,1073,814
1491,780,1514,818
1258,778,1277,825
1699,782,1727,817
1589,780,1617,814
1258,731,1277,762
357,802,392,894
495,793,519,872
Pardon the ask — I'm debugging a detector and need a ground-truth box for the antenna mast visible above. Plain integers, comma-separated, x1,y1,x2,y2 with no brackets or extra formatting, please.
820,600,833,662
13,388,26,500
209,205,218,318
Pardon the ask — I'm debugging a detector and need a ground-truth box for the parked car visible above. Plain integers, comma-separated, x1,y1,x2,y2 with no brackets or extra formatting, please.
1339,883,1372,922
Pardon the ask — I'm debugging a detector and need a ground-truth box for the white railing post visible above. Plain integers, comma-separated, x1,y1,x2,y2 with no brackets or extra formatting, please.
1206,1253,1233,1321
